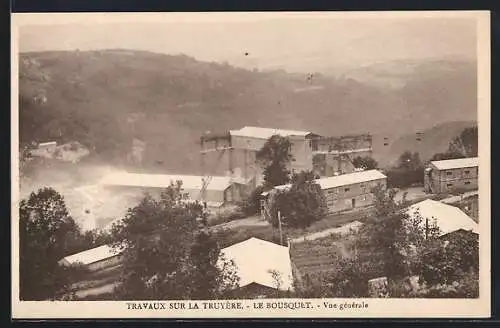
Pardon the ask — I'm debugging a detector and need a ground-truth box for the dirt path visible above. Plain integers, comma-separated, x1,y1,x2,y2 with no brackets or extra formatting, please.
210,215,269,231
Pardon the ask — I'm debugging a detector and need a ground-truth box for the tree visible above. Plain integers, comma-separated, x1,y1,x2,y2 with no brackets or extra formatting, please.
353,156,378,170
325,256,374,297
268,269,283,292
387,151,424,188
239,184,267,216
268,171,327,229
448,126,478,158
110,182,239,300
418,231,479,287
256,135,294,188
290,170,318,183
322,187,479,298
398,151,422,171
19,187,83,300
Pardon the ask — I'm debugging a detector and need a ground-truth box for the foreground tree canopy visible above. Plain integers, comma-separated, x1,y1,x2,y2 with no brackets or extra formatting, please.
19,187,85,300
110,182,239,300
267,171,327,229
297,186,479,298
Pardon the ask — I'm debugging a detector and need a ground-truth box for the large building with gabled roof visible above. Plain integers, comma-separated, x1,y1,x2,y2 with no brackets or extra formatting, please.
424,157,479,194
218,237,294,298
58,244,124,272
200,126,374,186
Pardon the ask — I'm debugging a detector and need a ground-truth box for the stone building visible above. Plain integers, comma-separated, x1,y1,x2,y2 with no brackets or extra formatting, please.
424,157,479,194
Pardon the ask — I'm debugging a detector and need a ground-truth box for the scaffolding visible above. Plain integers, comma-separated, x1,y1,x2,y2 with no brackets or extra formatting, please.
309,133,373,175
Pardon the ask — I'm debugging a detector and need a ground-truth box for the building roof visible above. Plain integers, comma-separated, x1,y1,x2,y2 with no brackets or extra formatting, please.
59,245,123,266
317,170,387,190
99,172,248,192
430,157,479,170
219,237,294,291
406,199,479,236
229,126,313,139
38,141,57,147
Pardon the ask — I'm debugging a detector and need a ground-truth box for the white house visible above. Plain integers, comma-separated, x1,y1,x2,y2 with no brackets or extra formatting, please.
219,237,294,297
58,244,123,272
261,169,387,216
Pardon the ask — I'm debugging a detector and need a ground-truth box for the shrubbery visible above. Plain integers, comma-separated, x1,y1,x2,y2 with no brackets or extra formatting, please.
267,171,328,229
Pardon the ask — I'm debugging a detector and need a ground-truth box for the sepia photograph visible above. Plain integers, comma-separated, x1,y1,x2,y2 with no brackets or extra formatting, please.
11,11,490,318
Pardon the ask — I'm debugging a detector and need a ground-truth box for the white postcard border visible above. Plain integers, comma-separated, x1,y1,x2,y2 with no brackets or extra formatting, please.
11,10,491,319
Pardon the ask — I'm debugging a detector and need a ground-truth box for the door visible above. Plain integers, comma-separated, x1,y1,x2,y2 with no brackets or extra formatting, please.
351,198,356,208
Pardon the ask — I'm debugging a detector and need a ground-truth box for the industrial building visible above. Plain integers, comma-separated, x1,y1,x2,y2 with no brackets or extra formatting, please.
406,199,479,238
311,134,373,176
200,126,373,188
99,172,252,206
261,169,387,217
58,244,123,272
424,157,479,194
219,237,294,298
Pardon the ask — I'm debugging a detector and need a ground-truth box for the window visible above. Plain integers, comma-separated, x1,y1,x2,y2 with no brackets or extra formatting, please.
344,187,350,192
446,171,453,176
464,170,470,174
465,181,471,185
310,140,318,151
447,183,453,187
360,184,366,192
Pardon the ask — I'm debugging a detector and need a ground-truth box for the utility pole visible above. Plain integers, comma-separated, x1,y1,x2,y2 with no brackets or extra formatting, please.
425,218,429,240
278,210,284,246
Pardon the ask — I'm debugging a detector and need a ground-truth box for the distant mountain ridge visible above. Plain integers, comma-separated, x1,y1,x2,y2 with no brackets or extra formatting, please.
372,120,477,168
337,58,477,89
19,49,477,174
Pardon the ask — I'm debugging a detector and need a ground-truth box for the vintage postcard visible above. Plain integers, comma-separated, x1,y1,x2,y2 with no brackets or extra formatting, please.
11,11,491,319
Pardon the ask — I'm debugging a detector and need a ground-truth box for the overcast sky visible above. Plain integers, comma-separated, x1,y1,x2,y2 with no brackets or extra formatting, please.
16,13,477,74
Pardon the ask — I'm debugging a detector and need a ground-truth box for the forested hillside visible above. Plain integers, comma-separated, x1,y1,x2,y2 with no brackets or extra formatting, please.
19,49,477,174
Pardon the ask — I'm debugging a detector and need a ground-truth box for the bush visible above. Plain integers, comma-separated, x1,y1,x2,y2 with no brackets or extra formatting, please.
386,168,424,189
269,179,327,229
208,207,247,226
239,185,266,216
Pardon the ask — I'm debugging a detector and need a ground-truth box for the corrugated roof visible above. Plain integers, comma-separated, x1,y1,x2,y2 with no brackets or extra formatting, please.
406,199,478,236
267,170,387,194
100,172,248,191
59,245,123,266
430,157,479,170
38,141,56,147
229,126,312,139
219,237,293,291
